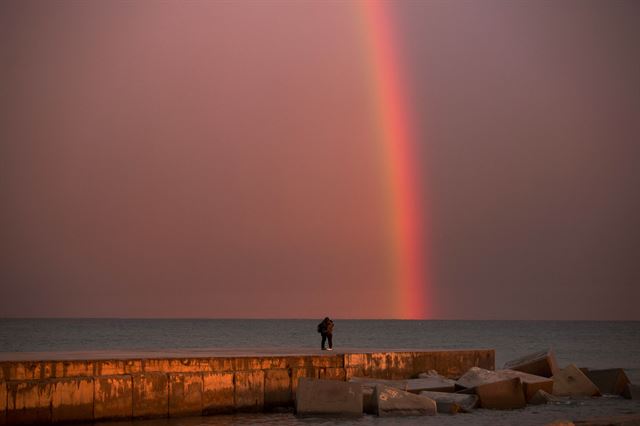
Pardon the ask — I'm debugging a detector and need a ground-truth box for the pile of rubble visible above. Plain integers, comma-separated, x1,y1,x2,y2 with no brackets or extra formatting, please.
295,349,640,418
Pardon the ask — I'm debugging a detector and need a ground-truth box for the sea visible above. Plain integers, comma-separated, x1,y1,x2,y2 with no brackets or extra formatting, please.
1,319,639,425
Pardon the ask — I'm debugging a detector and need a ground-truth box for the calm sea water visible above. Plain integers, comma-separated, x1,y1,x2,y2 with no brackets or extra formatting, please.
2,319,639,425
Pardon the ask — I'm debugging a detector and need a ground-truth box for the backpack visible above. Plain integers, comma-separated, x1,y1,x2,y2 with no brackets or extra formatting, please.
317,322,323,333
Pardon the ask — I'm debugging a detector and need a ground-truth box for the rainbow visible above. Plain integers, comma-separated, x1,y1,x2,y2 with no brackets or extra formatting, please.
359,0,431,319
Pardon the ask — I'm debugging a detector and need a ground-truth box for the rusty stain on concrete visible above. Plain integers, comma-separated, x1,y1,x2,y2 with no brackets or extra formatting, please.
0,349,494,424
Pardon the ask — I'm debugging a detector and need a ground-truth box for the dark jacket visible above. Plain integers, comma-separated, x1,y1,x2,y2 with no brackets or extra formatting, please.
318,318,334,334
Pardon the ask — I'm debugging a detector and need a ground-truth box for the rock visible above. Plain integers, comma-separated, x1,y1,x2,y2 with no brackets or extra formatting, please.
419,390,479,413
373,384,437,417
474,377,527,410
456,367,552,402
361,386,376,415
623,383,640,400
349,377,407,390
529,389,571,405
582,369,630,396
552,364,601,397
295,378,362,417
411,372,456,392
350,375,455,394
456,366,495,389
350,377,404,414
418,370,441,378
504,349,560,378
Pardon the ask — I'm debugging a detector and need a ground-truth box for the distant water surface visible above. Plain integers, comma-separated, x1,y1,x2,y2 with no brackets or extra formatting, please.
1,319,638,375
2,319,639,425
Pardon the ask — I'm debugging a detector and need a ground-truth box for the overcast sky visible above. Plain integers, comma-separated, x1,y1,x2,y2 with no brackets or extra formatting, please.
1,1,638,319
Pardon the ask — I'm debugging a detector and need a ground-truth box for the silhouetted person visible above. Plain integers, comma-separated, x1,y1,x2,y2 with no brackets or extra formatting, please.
317,317,334,350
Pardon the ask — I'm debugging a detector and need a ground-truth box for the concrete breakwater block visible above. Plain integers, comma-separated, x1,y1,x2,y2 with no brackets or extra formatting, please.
132,373,168,418
529,389,571,405
6,380,53,424
552,364,601,397
202,372,234,414
350,375,454,413
94,375,133,420
360,386,377,415
419,390,479,413
504,349,559,378
373,384,436,417
474,378,527,409
51,377,94,423
623,383,640,400
168,373,203,417
295,378,362,417
409,372,456,392
456,367,552,402
350,375,455,394
582,368,630,396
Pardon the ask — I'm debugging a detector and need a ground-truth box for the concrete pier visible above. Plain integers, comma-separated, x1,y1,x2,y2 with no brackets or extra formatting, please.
0,348,494,424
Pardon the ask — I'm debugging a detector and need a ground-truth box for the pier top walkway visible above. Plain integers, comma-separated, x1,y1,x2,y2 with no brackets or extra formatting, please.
0,347,494,361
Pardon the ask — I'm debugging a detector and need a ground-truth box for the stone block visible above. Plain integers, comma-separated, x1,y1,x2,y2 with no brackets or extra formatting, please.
475,378,526,409
369,352,414,379
284,356,312,369
319,367,346,381
344,353,370,369
345,367,368,380
456,367,551,402
144,358,210,374
350,377,407,389
291,367,318,397
264,369,291,410
233,357,264,371
349,377,399,414
6,380,52,425
373,384,436,417
552,364,600,397
95,359,142,376
2,362,44,381
583,369,630,396
50,360,94,379
208,357,235,372
408,372,456,393
529,389,570,405
0,381,5,425
94,375,133,420
623,383,640,400
361,386,376,415
132,373,168,418
51,377,94,423
350,375,453,393
260,357,289,370
431,350,495,379
412,354,439,377
202,372,235,414
234,370,264,412
419,390,479,413
504,349,559,378
312,355,344,369
295,378,362,417
344,354,370,379
168,373,203,417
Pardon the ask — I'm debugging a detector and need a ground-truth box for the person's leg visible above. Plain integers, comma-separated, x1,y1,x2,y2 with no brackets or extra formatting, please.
321,333,327,350
327,333,333,349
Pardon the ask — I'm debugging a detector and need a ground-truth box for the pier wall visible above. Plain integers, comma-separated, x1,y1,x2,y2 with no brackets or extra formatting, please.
0,349,494,424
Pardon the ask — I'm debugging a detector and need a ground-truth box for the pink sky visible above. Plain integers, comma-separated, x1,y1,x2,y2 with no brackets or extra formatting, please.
1,1,639,319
